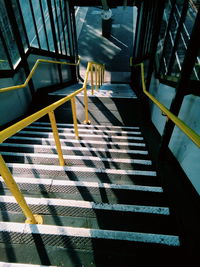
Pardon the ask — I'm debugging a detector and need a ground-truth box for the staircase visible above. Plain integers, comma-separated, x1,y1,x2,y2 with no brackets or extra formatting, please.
0,84,182,266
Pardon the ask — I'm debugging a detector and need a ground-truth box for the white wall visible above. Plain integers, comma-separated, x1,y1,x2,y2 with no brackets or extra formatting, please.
149,75,200,195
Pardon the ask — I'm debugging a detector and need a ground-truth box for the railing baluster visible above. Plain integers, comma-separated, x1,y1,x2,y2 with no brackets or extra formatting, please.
0,154,43,224
48,110,65,166
71,97,79,139
91,64,94,95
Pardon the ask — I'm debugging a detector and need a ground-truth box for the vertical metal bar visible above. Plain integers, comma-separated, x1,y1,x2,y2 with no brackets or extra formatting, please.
83,87,90,124
0,154,42,224
158,0,176,74
145,2,157,56
47,0,59,53
29,0,41,49
159,8,200,155
59,0,67,55
142,1,151,56
71,97,79,139
132,2,142,59
83,63,90,124
138,3,148,59
64,0,73,56
167,0,189,75
53,0,62,53
95,65,98,89
103,64,105,83
16,0,30,49
48,111,65,166
39,0,50,51
47,0,63,83
91,64,94,95
5,0,35,96
145,0,165,91
0,28,13,70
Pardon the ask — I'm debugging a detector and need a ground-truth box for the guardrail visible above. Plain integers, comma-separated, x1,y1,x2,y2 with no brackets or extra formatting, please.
134,62,200,148
0,59,105,224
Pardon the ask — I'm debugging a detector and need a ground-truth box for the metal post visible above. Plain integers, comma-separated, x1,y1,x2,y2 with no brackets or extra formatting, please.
167,0,189,75
95,65,98,90
29,0,41,48
71,97,79,139
83,87,90,125
0,154,43,224
48,111,65,166
91,64,94,95
39,0,50,51
47,0,63,83
158,0,176,74
145,0,165,91
159,8,200,155
5,0,35,96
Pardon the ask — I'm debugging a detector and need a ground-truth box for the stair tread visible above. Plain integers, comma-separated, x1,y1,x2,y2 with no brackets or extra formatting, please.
6,163,157,176
0,221,180,247
0,262,57,267
26,126,142,136
32,122,140,130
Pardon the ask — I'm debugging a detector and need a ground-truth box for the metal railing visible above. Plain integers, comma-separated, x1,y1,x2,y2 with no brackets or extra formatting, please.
134,62,200,148
0,57,80,93
0,59,105,224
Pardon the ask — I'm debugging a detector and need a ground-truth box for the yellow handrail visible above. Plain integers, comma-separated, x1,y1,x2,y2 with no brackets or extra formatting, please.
0,86,84,143
134,62,200,148
0,57,80,93
0,59,105,224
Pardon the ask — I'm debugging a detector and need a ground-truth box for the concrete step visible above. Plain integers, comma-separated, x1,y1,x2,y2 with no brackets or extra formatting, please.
16,130,144,142
0,151,153,170
0,178,166,206
0,262,57,267
0,196,178,235
6,136,147,150
0,142,150,159
0,221,180,249
32,122,141,131
5,163,159,186
26,125,142,137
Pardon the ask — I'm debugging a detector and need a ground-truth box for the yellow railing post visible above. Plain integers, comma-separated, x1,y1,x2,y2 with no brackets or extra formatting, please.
91,64,94,95
71,97,79,139
97,65,100,89
0,154,43,224
48,111,65,166
83,87,90,125
95,65,98,90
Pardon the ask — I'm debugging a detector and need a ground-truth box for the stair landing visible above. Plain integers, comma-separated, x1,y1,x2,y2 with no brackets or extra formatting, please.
49,83,137,99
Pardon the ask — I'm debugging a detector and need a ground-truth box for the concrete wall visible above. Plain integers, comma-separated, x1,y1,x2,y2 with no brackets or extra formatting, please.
0,54,74,127
149,74,200,195
27,54,73,92
0,70,32,127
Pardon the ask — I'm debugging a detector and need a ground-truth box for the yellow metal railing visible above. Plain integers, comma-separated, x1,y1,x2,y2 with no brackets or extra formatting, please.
134,62,200,148
0,57,80,93
84,61,105,95
0,59,105,224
